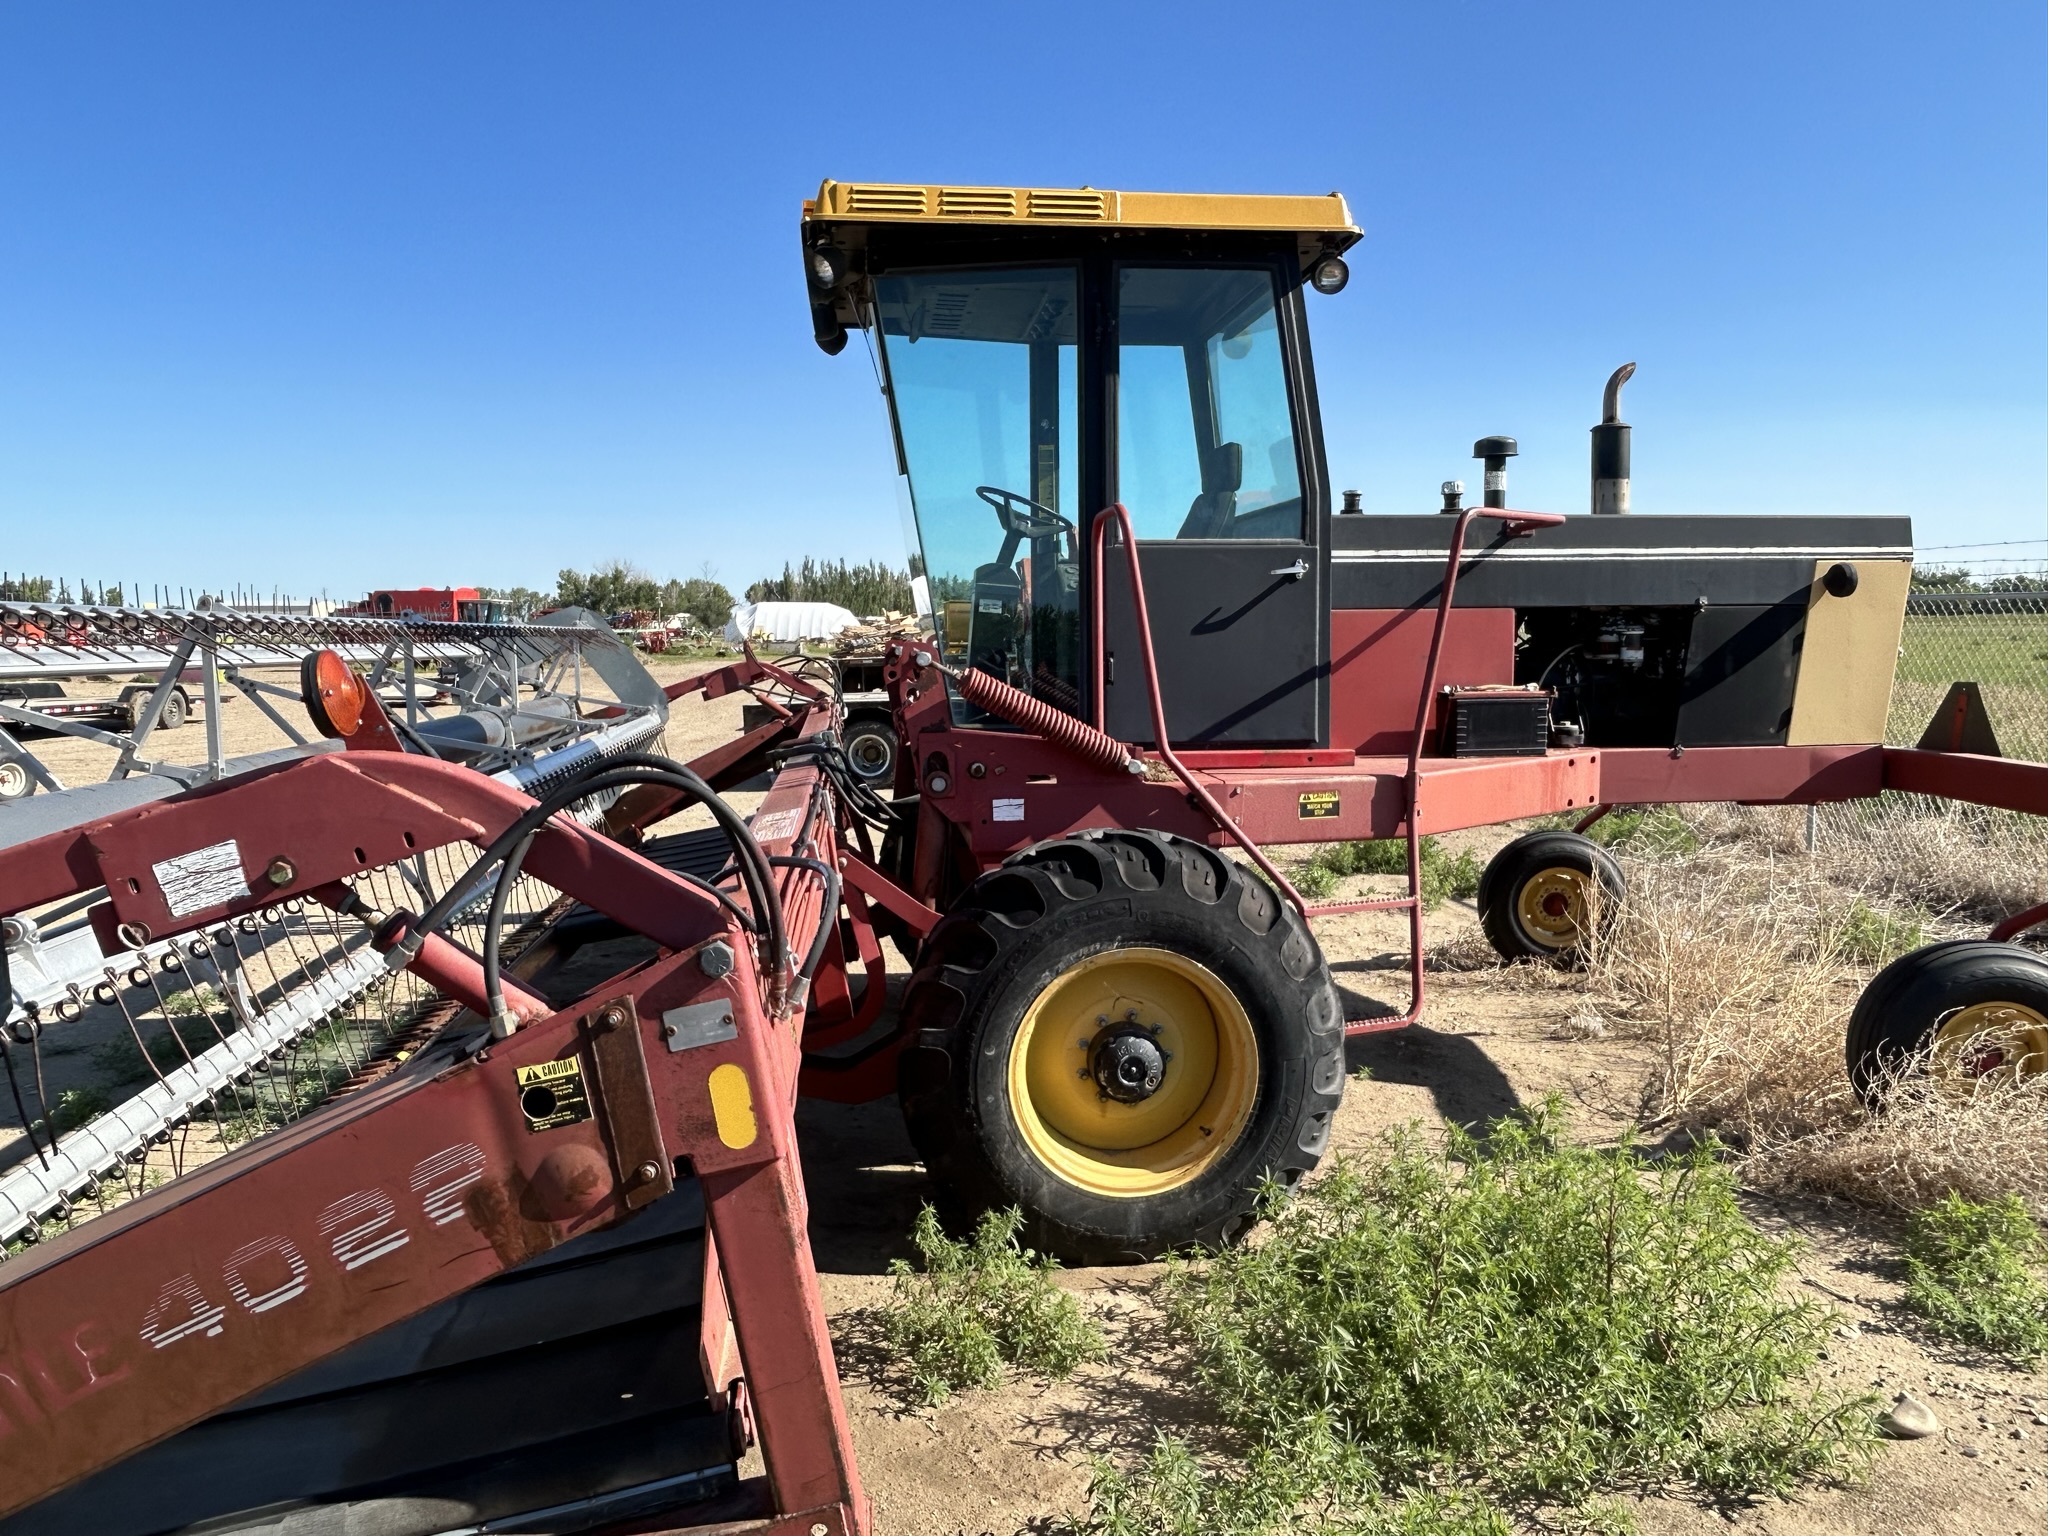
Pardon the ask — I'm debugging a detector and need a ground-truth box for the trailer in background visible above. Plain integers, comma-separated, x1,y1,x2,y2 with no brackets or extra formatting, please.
338,587,509,624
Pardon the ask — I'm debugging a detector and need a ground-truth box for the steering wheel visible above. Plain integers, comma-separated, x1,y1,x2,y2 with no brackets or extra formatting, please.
976,484,1074,541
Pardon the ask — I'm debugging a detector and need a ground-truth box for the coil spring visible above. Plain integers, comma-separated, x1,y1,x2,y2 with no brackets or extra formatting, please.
950,665,1136,775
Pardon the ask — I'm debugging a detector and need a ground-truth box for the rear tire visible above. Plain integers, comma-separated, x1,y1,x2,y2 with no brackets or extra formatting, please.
157,688,190,731
842,715,898,787
897,828,1344,1264
1477,829,1625,962
1845,940,2048,1103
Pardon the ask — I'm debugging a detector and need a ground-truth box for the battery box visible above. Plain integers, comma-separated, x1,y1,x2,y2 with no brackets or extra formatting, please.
1441,685,1552,757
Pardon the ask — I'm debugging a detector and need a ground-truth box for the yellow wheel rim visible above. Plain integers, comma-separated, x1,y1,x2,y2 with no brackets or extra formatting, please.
1007,947,1260,1198
1934,1001,2048,1083
1514,867,1592,950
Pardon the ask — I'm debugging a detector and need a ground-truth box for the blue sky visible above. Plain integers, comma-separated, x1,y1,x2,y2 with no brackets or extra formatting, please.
2,3,2042,600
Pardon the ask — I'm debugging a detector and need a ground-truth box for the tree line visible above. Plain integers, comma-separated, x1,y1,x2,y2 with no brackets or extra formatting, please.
1910,566,2045,593
745,558,916,614
494,556,921,630
482,562,738,629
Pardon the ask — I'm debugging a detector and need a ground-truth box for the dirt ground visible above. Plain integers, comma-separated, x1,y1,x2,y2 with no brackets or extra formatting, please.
799,934,2046,1536
15,663,2048,1534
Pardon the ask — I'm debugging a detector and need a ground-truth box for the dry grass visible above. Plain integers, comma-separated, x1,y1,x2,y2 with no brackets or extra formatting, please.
1581,839,2048,1218
1750,1071,2048,1217
1812,799,2047,918
1678,801,1813,858
1670,794,2045,919
1586,850,1855,1136
1422,927,1509,973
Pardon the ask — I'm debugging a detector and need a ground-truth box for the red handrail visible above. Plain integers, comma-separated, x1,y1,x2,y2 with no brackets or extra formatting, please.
1367,505,1564,1029
1088,504,1310,918
1090,502,1563,1032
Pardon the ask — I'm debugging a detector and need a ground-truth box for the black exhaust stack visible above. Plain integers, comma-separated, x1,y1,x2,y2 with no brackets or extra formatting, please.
1472,437,1517,508
1591,362,1634,515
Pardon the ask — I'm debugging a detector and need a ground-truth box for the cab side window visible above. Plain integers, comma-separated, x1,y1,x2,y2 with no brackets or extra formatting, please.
1115,267,1304,541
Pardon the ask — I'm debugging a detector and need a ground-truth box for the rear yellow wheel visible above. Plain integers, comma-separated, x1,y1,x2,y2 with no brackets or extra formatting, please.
1479,830,1625,962
1933,1000,2048,1083
1008,948,1259,1198
1846,940,2048,1102
1514,868,1592,951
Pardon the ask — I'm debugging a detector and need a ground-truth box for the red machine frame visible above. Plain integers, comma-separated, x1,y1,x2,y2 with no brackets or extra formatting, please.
836,504,2048,1045
0,698,872,1534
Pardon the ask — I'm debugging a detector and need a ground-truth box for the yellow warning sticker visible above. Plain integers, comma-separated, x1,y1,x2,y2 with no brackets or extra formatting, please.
1298,791,1341,820
708,1062,758,1150
516,1057,592,1132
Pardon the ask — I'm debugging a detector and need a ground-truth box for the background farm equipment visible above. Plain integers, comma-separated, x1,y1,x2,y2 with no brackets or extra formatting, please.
0,675,202,800
0,597,663,804
335,586,510,624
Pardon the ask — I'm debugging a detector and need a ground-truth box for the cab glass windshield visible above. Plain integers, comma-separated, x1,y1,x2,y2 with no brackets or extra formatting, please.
874,267,1081,712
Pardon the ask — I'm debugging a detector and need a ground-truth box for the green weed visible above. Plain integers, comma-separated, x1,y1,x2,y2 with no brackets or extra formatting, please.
45,1086,110,1135
883,1205,1103,1406
1081,1422,1517,1536
90,1020,207,1082
162,984,221,1017
1298,838,1482,911
1080,1102,1873,1533
1294,862,1339,901
1901,1193,2048,1364
1546,806,1699,856
1823,897,1926,967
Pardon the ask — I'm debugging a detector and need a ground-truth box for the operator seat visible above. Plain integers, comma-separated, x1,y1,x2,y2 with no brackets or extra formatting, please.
1176,441,1242,539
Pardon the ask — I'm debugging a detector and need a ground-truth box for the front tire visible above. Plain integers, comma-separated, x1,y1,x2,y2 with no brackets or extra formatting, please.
897,828,1344,1264
0,759,32,802
1845,940,2048,1103
1477,829,1625,962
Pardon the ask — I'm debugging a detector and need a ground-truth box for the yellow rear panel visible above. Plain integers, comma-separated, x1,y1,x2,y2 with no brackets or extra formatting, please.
1787,558,1913,745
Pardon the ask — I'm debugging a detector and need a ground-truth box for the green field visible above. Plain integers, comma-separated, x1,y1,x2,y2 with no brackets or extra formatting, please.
1887,607,2048,761
1896,612,2048,689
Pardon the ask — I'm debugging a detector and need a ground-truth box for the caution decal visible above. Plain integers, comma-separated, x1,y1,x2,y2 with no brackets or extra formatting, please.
1298,790,1341,820
516,1056,593,1132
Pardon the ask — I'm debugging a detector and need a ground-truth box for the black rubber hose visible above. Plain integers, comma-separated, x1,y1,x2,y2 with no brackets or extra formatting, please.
768,855,841,992
480,829,537,1031
413,753,787,997
579,753,785,978
771,737,908,829
0,942,51,1170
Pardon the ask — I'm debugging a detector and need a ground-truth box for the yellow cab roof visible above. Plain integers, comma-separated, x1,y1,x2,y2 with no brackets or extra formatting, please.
803,179,1360,245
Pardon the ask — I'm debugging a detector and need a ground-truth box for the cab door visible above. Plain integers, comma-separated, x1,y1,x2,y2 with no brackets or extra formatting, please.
1098,263,1326,747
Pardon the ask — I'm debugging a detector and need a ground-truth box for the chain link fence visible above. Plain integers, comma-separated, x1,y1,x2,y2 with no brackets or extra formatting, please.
1813,589,2048,902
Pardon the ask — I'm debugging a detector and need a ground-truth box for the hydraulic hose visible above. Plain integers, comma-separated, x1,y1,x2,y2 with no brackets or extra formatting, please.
480,829,538,1037
405,751,789,1021
0,944,51,1170
772,736,909,831
767,854,841,1009
413,761,778,971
